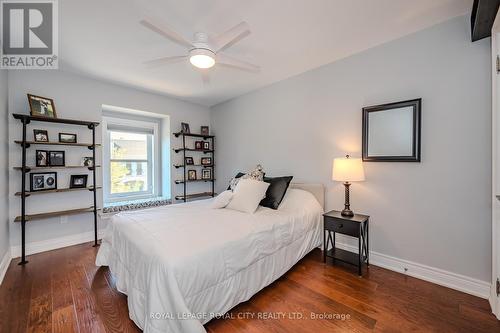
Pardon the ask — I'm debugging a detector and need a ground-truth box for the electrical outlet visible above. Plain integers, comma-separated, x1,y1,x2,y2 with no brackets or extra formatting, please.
60,215,68,224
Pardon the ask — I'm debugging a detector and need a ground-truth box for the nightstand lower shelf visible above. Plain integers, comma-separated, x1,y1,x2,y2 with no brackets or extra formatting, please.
325,247,359,266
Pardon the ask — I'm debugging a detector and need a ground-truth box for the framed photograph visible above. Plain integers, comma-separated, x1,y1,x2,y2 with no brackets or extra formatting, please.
59,133,77,143
201,157,212,166
362,99,421,162
27,94,57,118
195,141,202,150
181,122,190,134
36,150,48,167
201,126,209,135
202,169,212,180
188,170,197,180
82,157,94,167
203,141,210,150
70,175,88,188
48,151,65,166
30,172,57,192
185,157,194,165
33,129,49,142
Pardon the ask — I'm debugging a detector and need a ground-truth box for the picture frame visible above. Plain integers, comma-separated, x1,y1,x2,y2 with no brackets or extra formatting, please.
82,157,94,167
195,141,202,150
185,157,194,165
201,157,212,166
201,126,209,135
27,94,57,118
188,170,197,180
201,169,212,180
59,133,77,143
203,141,210,150
36,150,48,167
48,151,65,166
362,98,421,162
181,122,190,134
30,172,57,192
70,174,88,188
33,129,49,142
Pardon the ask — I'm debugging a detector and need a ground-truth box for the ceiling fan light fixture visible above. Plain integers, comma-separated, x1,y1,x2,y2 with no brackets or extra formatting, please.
189,48,215,69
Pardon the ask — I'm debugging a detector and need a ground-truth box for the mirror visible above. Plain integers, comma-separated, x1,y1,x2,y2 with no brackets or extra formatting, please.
362,99,421,162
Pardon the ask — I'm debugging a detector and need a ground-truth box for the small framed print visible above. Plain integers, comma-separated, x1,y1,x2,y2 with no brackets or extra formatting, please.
27,94,57,118
185,157,194,165
30,172,57,192
36,150,48,167
202,168,212,180
82,157,94,167
48,151,65,166
70,175,88,188
195,141,202,150
181,122,190,134
59,133,77,143
201,157,212,166
33,129,49,142
188,170,197,180
201,126,209,135
203,141,210,150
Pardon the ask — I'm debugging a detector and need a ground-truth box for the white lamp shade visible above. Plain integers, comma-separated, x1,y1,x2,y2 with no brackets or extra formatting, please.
332,156,365,182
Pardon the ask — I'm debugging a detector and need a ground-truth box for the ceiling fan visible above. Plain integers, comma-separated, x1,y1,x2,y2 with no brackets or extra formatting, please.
140,18,260,75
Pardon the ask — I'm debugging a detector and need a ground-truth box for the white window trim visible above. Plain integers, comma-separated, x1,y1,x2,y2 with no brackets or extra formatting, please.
102,116,160,204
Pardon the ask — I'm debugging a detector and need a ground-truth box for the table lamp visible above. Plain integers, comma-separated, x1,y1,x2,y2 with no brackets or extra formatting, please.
332,155,365,217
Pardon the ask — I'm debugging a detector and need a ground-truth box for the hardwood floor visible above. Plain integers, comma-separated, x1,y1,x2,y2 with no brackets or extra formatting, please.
1,243,499,333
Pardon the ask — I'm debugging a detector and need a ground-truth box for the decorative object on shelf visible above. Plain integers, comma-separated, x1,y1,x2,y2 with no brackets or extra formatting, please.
362,98,421,162
201,157,212,165
202,169,212,180
36,150,48,167
82,157,94,167
203,141,210,150
27,94,57,118
185,157,194,165
181,122,190,134
30,172,57,192
195,141,202,150
188,170,197,180
48,150,65,166
70,174,88,188
332,155,365,217
33,129,48,142
201,126,209,135
59,132,77,143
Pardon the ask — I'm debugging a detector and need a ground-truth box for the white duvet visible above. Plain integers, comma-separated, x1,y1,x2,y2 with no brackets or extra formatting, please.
96,189,323,333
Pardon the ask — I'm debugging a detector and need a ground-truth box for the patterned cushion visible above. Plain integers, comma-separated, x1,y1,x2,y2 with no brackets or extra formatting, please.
229,164,265,191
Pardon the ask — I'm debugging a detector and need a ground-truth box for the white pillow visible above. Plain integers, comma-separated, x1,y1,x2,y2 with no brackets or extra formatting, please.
226,178,270,213
211,190,234,209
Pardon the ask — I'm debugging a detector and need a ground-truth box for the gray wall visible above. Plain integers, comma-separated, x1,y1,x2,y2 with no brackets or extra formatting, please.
211,16,492,282
0,70,9,261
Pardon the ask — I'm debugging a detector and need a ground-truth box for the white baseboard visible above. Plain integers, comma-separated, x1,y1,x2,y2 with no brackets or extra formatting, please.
10,230,105,259
335,242,491,299
0,249,12,285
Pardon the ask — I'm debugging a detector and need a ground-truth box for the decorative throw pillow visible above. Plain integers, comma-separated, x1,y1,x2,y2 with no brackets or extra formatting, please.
211,190,234,209
226,178,270,213
228,165,265,191
259,176,293,209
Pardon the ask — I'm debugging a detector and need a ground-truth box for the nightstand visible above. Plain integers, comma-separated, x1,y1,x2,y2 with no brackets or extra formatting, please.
323,210,369,276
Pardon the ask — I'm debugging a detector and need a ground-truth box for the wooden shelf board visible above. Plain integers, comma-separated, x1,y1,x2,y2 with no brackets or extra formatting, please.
175,179,215,184
13,113,100,127
174,148,214,153
15,140,101,147
173,164,214,168
173,132,214,139
15,186,101,196
325,248,359,266
13,165,101,170
14,207,98,222
175,192,215,200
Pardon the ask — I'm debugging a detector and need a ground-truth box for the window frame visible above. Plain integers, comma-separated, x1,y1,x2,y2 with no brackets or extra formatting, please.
102,116,160,204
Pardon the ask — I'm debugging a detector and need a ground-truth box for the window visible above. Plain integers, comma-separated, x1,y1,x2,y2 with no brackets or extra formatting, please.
103,115,160,203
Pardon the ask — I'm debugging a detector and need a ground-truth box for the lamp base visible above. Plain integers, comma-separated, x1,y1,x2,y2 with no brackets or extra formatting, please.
341,208,354,217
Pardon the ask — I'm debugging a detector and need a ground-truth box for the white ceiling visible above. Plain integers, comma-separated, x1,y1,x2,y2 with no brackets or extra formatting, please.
60,0,472,106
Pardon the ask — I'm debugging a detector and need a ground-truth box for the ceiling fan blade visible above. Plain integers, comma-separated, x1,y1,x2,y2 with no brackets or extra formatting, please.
140,19,193,48
217,53,260,73
213,22,250,52
143,55,187,67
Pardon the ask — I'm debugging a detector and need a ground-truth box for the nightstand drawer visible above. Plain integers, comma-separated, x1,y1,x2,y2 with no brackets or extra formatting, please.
324,217,359,237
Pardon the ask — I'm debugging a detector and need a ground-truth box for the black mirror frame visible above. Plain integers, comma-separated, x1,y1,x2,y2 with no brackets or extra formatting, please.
362,98,421,162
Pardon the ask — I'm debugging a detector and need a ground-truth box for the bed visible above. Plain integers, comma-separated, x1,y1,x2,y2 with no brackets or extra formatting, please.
95,183,324,333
